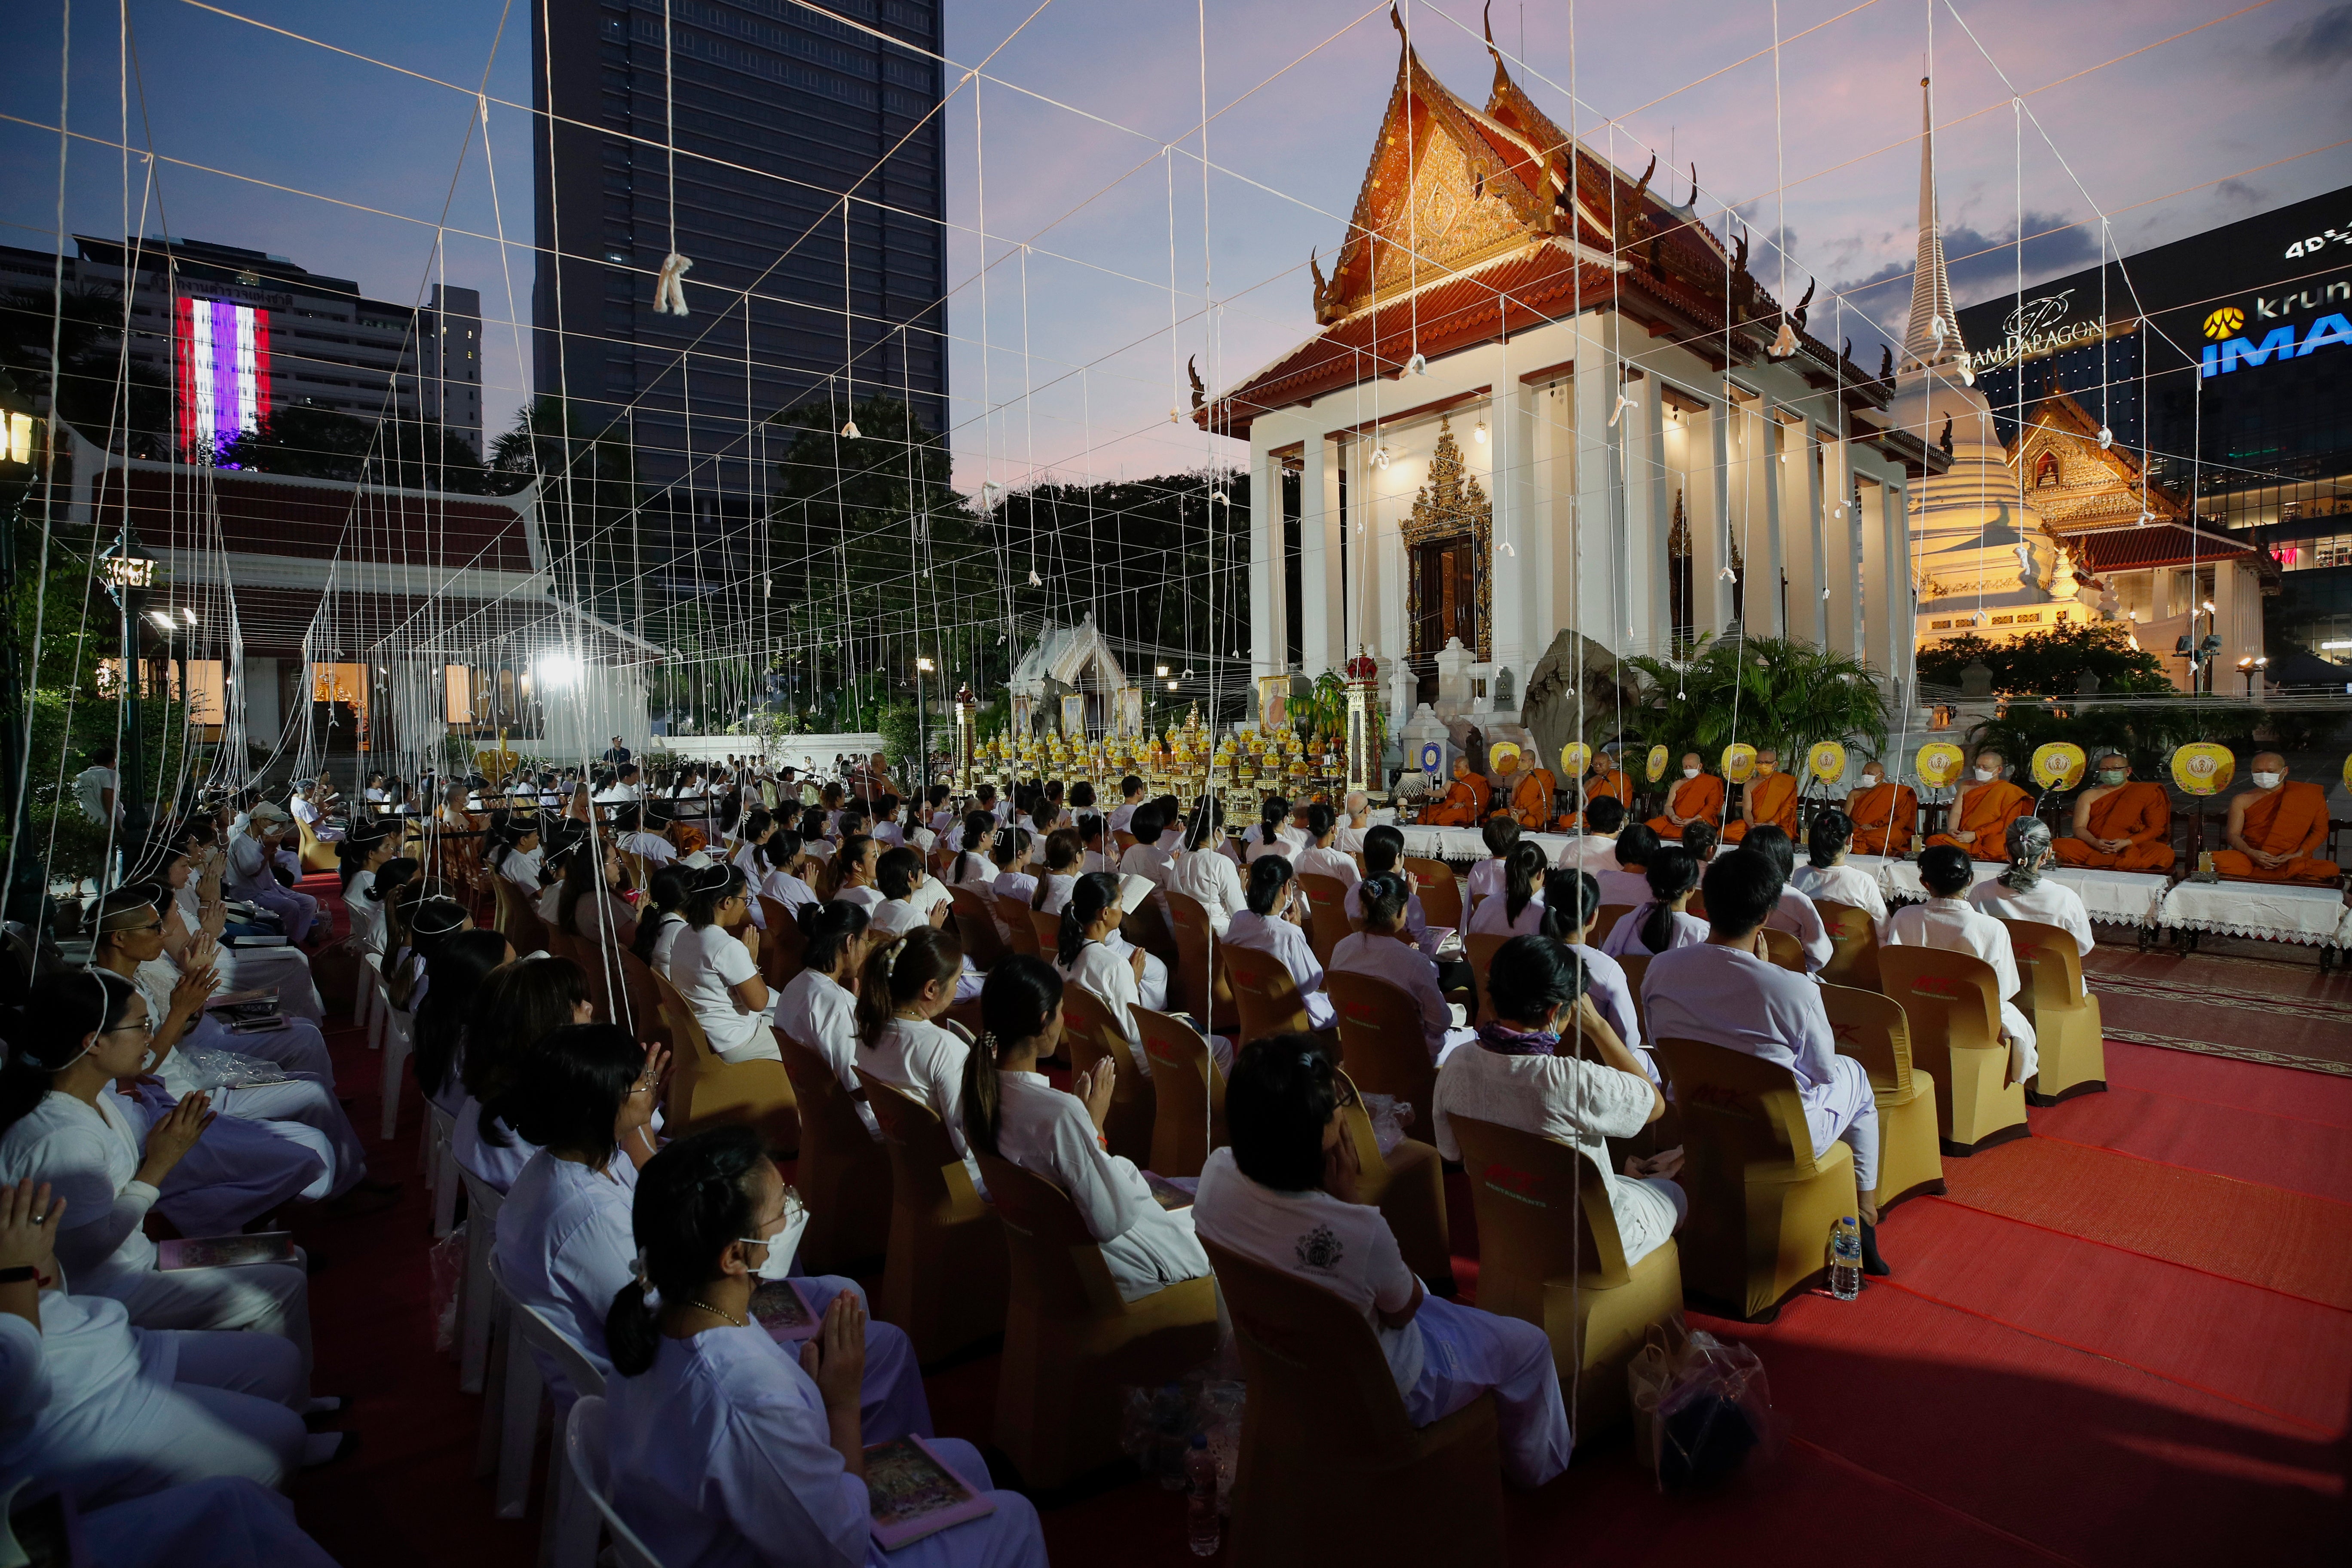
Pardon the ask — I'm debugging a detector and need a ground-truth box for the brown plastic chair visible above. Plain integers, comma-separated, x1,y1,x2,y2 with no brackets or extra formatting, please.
1298,873,1353,968
650,968,799,1155
1463,931,1508,1025
1165,890,1237,1031
949,885,1009,971
856,1073,1008,1365
1060,983,1158,1166
1592,904,1635,946
978,1154,1221,1489
997,894,1042,958
1998,917,2107,1103
297,817,341,874
1817,983,1946,1211
1121,895,1182,975
1813,898,1882,990
1202,1238,1503,1568
1112,829,1136,855
1134,1006,1225,1178
1327,970,1437,1117
1403,856,1464,933
1335,1069,1452,1290
1653,1035,1859,1321
1615,952,1652,1044
1447,1115,1683,1433
543,930,616,1024
1759,926,1807,973
757,897,806,992
1875,947,2029,1154
489,876,550,954
609,946,672,1048
774,1031,892,1275
1027,907,1062,959
1220,940,1320,1044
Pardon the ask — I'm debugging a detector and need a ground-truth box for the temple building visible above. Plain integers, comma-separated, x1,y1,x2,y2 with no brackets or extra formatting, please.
1207,14,1941,732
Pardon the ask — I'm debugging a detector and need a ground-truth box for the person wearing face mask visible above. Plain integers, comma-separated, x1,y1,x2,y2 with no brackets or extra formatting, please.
2214,752,2342,885
1418,756,1491,827
1645,753,1724,839
1928,749,2033,862
2052,752,2175,871
1723,747,1799,844
1554,752,1634,833
1844,760,1919,858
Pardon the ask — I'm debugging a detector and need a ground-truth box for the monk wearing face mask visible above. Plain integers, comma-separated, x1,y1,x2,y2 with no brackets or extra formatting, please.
2213,753,2340,884
2052,753,2175,871
1646,753,1724,837
1844,762,1918,858
1723,747,1798,844
1927,749,2033,862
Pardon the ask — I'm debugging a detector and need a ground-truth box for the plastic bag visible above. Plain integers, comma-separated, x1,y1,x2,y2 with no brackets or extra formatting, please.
175,1045,294,1090
1650,1329,1773,1492
1118,1369,1245,1501
428,1224,468,1357
1360,1093,1413,1156
1626,1318,1685,1474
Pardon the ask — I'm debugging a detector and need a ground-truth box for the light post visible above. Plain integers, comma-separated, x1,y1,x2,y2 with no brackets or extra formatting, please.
0,379,46,923
2237,655,2267,698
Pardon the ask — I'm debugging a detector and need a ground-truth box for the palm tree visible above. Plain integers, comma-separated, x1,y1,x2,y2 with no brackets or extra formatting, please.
1624,634,1890,765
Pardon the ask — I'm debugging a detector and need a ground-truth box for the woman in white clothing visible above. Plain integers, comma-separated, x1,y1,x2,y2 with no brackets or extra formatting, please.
854,928,981,1186
1291,802,1362,888
945,810,998,891
333,831,398,954
630,864,692,978
1243,795,1308,863
411,928,514,1120
1052,873,1155,1077
1329,873,1475,1063
454,956,592,1194
0,976,315,1381
602,1127,1044,1568
1539,870,1654,1084
1600,848,1710,958
756,830,820,918
773,904,879,1135
829,834,885,910
158,834,323,1023
487,818,545,896
960,959,1210,1300
1466,841,1551,937
1028,830,1084,916
548,831,640,949
1886,846,2039,1088
1465,816,1523,909
1165,800,1248,934
1345,826,1440,956
986,828,1036,944
1791,809,1889,927
665,864,780,1067
1224,857,1336,1031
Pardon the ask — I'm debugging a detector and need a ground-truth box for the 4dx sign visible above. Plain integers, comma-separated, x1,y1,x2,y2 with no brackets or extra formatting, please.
2200,312,2352,377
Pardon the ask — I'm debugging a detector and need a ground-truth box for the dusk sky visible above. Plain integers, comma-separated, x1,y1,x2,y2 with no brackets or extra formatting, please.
6,0,2349,487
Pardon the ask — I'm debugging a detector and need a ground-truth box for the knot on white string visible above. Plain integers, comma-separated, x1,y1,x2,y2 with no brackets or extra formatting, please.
840,418,861,439
1718,566,1738,582
654,253,694,315
1769,318,1798,359
1608,394,1634,428
2097,426,2114,450
1026,569,1043,587
1405,352,1428,377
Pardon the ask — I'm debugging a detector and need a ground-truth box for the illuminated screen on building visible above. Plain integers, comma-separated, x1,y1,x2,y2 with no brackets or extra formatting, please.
174,296,272,456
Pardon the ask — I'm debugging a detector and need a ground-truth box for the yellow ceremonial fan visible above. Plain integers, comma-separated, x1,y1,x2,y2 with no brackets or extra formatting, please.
2170,742,2235,797
2031,742,2087,791
1560,741,1592,778
1645,744,1669,783
1720,743,1757,784
1806,741,1846,783
2343,753,2352,796
1488,741,1522,773
1915,741,1966,789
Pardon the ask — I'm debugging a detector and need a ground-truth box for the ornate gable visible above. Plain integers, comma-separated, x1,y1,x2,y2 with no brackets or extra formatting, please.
2009,393,2188,532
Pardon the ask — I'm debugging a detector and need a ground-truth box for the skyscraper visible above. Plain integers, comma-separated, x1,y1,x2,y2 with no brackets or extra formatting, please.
530,0,948,521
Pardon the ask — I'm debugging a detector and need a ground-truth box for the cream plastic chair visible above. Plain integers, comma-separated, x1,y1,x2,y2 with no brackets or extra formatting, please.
1060,982,1159,1167
484,1251,608,1568
564,1397,668,1568
857,1073,1008,1365
1297,872,1354,968
426,1099,461,1238
456,1167,505,1394
1402,856,1464,933
1335,1069,1452,1291
1813,897,1882,990
1875,946,2030,1154
650,968,799,1155
1327,970,1438,1117
774,1031,892,1275
1133,1005,1225,1179
1818,982,1947,1211
1998,916,2108,1103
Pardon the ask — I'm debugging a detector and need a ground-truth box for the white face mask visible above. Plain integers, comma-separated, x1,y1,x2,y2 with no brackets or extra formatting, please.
1682,767,1700,780
737,1190,809,1282
2252,771,2282,790
1860,775,1883,790
1974,766,1999,782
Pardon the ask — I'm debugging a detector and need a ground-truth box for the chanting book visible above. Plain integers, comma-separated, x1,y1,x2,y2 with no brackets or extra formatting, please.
157,1231,297,1271
864,1434,995,1550
750,1278,820,1342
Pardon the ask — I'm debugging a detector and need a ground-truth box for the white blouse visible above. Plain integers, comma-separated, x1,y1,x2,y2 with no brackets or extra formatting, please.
1164,850,1248,933
991,1072,1209,1300
1224,910,1335,1030
1056,940,1151,1075
668,925,771,1060
861,1017,978,1186
0,1091,156,1300
1329,931,1470,1061
493,1149,636,1402
1600,905,1711,957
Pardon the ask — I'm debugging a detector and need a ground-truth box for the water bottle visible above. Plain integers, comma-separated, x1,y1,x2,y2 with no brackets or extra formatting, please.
1185,1432,1221,1556
1829,1216,1862,1301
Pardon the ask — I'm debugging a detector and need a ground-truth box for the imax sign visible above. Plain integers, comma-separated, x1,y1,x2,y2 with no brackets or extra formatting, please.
2200,312,2352,377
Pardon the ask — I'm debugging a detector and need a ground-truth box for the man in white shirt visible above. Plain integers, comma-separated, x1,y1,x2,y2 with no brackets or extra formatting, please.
1644,851,1886,1271
288,781,343,843
593,765,643,805
1334,791,1373,854
1115,804,1174,887
1594,823,1662,910
1887,844,2039,1090
73,745,122,827
1556,795,1626,875
1106,776,1145,836
226,803,321,944
614,805,677,865
1966,817,2094,993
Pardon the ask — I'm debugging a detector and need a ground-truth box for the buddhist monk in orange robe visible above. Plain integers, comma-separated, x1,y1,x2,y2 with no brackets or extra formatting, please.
1421,757,1491,826
1844,761,1919,857
1556,763,1633,831
2052,753,2175,871
2212,753,2340,884
1646,753,1724,836
1927,749,2035,861
1723,747,1799,843
1500,753,1555,830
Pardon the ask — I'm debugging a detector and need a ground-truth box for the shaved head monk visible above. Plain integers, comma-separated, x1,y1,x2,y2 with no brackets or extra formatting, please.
1928,749,2033,862
1844,758,1918,858
1723,747,1798,844
2214,753,2340,884
1647,753,1724,837
1556,754,1634,832
2052,752,2175,871
1500,749,1556,831
1421,755,1491,826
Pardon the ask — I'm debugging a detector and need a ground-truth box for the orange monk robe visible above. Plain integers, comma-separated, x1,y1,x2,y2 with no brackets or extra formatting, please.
1507,768,1556,830
1556,769,1633,831
1722,771,1799,843
1645,773,1725,837
1927,780,2034,862
2211,781,2340,885
1422,772,1492,827
2051,782,2176,871
1847,784,1919,857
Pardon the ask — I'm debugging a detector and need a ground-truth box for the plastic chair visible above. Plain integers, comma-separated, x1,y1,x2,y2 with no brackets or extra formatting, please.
756,897,805,991
297,817,340,873
1402,856,1464,933
1026,906,1061,957
1817,983,1947,1211
1327,970,1438,1117
1202,1238,1504,1567
977,1154,1222,1489
1335,1069,1452,1290
456,1166,505,1393
1592,904,1634,946
1652,1035,1859,1322
1122,895,1182,975
1997,917,2107,1102
611,946,672,1050
1446,1114,1683,1433
1134,1005,1225,1178
1219,940,1321,1044
997,894,1042,958
1615,952,1652,1044
1813,897,1882,990
1759,926,1807,973
484,1252,609,1567
949,885,1009,970
1165,890,1237,1031
564,1397,668,1568
355,947,379,1032
857,1072,1008,1364
1875,947,2030,1154
1298,873,1353,968
426,1099,461,1238
774,1030,892,1275
650,968,800,1155
1060,983,1157,1166
490,876,550,954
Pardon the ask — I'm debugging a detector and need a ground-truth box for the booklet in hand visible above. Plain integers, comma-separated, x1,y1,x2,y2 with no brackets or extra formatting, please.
157,1231,297,1271
1113,873,1158,915
864,1434,996,1550
749,1278,821,1342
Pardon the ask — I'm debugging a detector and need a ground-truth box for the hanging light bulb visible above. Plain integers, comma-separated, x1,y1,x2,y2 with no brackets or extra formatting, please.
840,418,861,440
1473,420,1488,444
1406,352,1428,376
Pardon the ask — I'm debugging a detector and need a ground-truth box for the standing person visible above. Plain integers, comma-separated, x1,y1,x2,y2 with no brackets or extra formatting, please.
602,737,632,769
1967,817,2095,987
1885,846,2039,1092
74,745,123,830
1790,809,1889,929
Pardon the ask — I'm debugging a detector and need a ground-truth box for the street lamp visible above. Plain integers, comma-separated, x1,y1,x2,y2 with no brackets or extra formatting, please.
2238,655,2267,698
0,376,46,922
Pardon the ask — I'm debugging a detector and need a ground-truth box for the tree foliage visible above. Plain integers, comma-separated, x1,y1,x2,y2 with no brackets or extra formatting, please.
1621,634,1890,762
215,407,508,494
1916,621,2173,696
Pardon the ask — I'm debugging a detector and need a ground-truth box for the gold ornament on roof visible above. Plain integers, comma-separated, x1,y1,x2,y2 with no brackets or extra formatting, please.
1403,416,1494,661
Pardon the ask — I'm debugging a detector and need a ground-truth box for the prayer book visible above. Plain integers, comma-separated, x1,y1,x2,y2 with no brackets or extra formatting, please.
864,1434,996,1550
157,1231,297,1271
1143,1173,1197,1211
750,1278,820,1341
1113,873,1158,915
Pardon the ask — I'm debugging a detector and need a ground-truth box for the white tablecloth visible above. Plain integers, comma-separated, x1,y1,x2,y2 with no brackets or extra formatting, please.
1397,826,1578,865
1838,857,2165,926
2157,879,2352,947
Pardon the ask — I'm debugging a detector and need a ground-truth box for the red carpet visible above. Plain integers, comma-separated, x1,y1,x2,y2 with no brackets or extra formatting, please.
2027,1087,2352,1204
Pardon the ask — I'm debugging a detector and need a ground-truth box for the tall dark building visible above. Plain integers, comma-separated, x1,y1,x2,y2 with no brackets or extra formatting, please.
532,0,948,518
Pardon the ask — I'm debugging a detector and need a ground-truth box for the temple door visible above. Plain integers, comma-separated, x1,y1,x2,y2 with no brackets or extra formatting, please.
1410,536,1478,657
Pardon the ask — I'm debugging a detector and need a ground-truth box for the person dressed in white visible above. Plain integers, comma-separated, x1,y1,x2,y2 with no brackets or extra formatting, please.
1334,791,1374,855
1734,826,1835,973
1291,802,1363,889
488,820,545,898
287,782,341,844
829,835,885,913
1242,797,1309,864
1789,809,1890,930
334,835,401,959
1115,804,1176,887
961,959,1210,1299
1225,857,1335,1032
1165,802,1248,935
854,927,982,1188
1643,852,1889,1273
73,745,122,830
755,831,821,919
1329,873,1475,1062
1594,824,1662,911
1194,1039,1572,1489
156,837,325,1023
632,865,692,978
1106,778,1145,837
1051,873,1170,1078
614,805,676,866
1886,845,2040,1088
1466,842,1551,938
773,905,880,1136
987,830,1037,943
1431,936,1685,1268
1965,816,2095,995
225,806,318,946
1557,796,1627,876
666,865,778,1066
600,1127,1040,1568
1599,847,1709,958
1347,826,1443,958
1540,869,1654,1086
1465,817,1523,909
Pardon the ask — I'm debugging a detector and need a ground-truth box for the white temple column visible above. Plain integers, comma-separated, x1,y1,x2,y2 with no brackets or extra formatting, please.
1298,436,1334,677
1823,437,1859,656
1733,399,1780,636
1571,318,1619,649
1640,373,1674,658
1249,435,1280,684
1884,478,1916,694
1693,401,1732,637
1859,472,1891,674
1260,445,1291,675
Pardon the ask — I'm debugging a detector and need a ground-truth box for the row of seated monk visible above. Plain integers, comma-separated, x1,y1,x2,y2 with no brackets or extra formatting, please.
1421,745,2341,888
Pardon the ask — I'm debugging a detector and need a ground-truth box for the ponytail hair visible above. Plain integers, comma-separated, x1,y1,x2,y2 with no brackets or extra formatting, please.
607,1126,769,1378
1304,802,1336,844
755,828,803,879
990,826,1031,872
1057,871,1121,968
1245,854,1293,917
1540,868,1601,942
963,954,1063,1160
337,830,388,889
0,970,137,1135
952,810,995,885
1806,809,1854,870
1356,871,1409,932
1638,847,1701,953
681,862,745,929
1259,796,1290,846
1034,829,1082,908
855,925,963,1050
799,900,870,977
631,865,691,963
1502,839,1547,925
